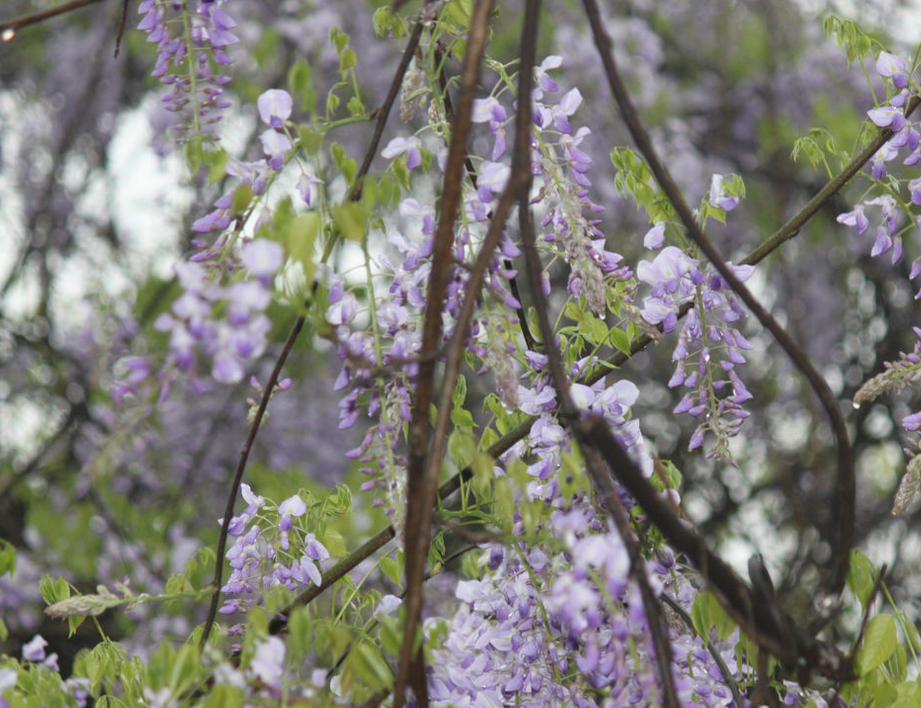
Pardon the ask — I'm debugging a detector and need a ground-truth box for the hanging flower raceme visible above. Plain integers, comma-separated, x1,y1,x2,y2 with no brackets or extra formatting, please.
219,484,330,622
137,0,238,141
837,49,921,277
637,246,754,458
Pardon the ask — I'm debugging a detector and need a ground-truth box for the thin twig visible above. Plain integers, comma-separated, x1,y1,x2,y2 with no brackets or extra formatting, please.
394,1,494,704
660,593,748,708
113,0,130,58
576,414,852,680
200,316,305,646
581,0,855,596
744,96,921,267
582,446,682,707
347,18,426,203
0,0,104,36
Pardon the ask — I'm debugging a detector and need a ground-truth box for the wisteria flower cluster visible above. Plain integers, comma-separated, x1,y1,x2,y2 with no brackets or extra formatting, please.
429,432,740,707
846,48,921,510
11,4,921,708
837,51,920,274
137,0,238,139
115,239,284,402
637,241,754,458
218,483,331,621
333,54,636,529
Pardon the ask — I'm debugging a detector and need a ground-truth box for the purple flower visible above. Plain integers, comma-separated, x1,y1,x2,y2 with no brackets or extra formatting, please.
868,106,906,132
636,247,699,332
477,160,511,196
837,206,869,235
876,51,909,89
910,178,921,205
21,635,47,662
472,96,509,159
260,129,292,171
257,89,293,129
871,226,893,258
249,637,286,691
533,55,562,99
382,136,422,169
137,0,237,140
708,174,739,212
241,239,284,285
904,412,921,431
643,222,666,250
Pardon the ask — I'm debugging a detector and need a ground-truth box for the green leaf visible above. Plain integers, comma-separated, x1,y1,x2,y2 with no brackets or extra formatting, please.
68,614,86,637
352,642,392,690
379,615,401,655
448,430,476,470
609,327,632,356
339,48,357,73
444,0,473,30
321,528,346,557
203,148,229,183
326,91,340,115
450,405,475,429
331,202,368,244
298,125,324,155
888,680,921,708
380,556,402,587
39,575,70,605
690,590,736,641
283,212,320,284
205,685,244,708
287,606,313,661
329,27,349,54
0,617,7,641
847,548,877,609
493,478,515,531
287,61,317,113
248,26,279,68
453,375,467,407
372,7,392,37
347,96,366,118
168,644,200,695
231,183,254,214
884,642,907,683
857,614,898,676
165,572,191,595
0,539,15,577
185,135,205,170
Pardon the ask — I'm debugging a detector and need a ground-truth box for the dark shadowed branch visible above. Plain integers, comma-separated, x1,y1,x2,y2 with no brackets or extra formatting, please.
581,0,855,596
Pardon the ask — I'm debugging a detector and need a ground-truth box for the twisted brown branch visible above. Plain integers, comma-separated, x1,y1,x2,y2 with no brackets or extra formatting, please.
394,1,494,704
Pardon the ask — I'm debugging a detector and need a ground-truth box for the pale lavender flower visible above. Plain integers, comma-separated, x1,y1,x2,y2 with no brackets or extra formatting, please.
837,206,869,235
249,637,286,691
257,89,293,129
644,222,666,250
876,51,909,88
382,136,422,169
260,129,292,170
21,635,48,662
868,105,906,132
241,239,284,285
708,174,739,211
